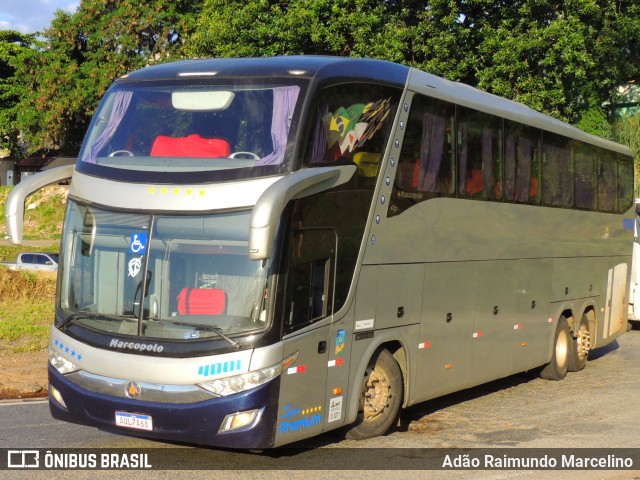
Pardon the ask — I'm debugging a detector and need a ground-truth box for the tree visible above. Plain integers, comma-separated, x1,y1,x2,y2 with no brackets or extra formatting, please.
0,30,33,156
186,0,421,62
189,0,640,129
12,0,203,155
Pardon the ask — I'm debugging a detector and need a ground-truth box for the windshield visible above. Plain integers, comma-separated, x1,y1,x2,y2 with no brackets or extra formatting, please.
58,201,271,341
77,83,302,178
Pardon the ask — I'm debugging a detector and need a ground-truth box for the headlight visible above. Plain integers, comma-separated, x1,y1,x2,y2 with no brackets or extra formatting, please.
48,347,80,374
198,362,281,396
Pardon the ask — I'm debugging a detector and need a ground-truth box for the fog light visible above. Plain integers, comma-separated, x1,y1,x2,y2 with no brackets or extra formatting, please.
50,385,67,409
219,408,262,433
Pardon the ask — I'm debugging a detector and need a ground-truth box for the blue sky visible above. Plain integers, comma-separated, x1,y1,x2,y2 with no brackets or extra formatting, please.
0,0,78,34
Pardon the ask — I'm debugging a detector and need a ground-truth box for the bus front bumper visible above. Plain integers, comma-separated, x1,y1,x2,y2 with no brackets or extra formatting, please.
48,364,280,449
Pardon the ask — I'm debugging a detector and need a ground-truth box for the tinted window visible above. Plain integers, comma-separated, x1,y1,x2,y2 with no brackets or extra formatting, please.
575,141,597,210
389,95,454,216
542,133,574,208
617,154,634,213
597,151,617,212
504,121,541,205
304,83,400,182
457,106,503,200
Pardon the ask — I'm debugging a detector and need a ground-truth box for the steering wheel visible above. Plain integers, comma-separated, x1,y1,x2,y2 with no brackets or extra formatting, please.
229,151,260,161
108,150,134,157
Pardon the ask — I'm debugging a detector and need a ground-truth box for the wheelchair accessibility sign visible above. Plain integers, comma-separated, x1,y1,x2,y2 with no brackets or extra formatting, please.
130,233,148,254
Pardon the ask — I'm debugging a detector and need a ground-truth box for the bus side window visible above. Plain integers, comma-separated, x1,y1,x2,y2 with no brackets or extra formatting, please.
304,84,400,177
390,95,454,216
575,141,597,210
617,154,634,214
542,133,574,208
504,121,541,205
597,151,617,212
283,228,335,334
456,107,503,200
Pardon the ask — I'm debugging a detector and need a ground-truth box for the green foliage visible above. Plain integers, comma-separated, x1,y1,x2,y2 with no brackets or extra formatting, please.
0,30,33,156
187,0,418,61
614,114,640,195
575,106,614,139
11,0,204,155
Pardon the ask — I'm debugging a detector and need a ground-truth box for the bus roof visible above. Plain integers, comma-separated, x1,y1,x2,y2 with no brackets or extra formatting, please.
117,56,410,88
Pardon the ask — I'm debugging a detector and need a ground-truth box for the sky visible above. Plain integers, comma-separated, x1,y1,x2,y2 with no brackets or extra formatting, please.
0,0,79,34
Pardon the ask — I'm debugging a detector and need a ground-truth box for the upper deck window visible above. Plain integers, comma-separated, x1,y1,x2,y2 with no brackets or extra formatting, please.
77,82,302,180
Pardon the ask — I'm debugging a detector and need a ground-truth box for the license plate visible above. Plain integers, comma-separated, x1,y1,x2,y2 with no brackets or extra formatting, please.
115,411,153,431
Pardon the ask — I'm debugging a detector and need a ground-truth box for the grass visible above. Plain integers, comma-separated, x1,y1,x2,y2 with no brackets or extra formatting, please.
0,267,56,353
0,186,65,355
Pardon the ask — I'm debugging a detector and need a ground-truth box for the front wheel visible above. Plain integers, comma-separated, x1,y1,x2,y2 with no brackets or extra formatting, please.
540,317,571,380
344,349,403,440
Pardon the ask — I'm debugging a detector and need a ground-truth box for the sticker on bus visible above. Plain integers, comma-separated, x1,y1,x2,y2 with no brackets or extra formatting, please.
115,411,153,431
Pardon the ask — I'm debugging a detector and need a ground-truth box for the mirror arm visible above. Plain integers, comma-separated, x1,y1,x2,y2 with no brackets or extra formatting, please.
249,165,356,260
5,165,75,245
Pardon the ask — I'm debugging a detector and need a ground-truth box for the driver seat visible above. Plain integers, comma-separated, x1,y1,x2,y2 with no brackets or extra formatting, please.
177,288,227,315
151,134,231,157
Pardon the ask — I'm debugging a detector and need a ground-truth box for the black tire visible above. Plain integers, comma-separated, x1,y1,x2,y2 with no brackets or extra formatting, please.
344,349,403,440
540,317,571,380
568,315,591,372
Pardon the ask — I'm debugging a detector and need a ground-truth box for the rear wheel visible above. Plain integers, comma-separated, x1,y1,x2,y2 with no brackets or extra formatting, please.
344,349,403,440
568,315,591,372
540,317,571,380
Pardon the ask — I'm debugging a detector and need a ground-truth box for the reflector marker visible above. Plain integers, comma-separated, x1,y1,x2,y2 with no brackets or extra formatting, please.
513,324,523,330
418,341,431,349
287,365,306,375
548,317,555,323
328,358,344,367
445,363,453,369
473,331,483,338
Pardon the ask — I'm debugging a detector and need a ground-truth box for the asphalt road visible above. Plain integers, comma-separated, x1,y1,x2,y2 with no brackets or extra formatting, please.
2,326,640,480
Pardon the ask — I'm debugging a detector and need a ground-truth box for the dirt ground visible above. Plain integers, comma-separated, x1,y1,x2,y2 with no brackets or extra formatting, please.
0,349,48,399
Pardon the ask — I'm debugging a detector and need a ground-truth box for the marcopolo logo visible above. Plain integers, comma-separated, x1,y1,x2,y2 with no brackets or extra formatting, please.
109,339,164,353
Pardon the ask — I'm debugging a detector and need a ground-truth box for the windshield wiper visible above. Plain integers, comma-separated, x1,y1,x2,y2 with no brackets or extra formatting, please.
161,319,243,350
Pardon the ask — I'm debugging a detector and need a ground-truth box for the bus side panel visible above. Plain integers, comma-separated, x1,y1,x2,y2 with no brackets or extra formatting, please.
469,260,517,386
376,263,424,331
513,258,553,373
551,257,601,304
413,262,475,403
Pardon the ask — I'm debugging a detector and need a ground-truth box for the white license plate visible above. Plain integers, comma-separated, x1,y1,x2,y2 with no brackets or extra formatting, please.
115,411,153,431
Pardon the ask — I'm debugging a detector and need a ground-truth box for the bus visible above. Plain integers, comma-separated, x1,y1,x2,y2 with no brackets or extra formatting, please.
6,56,634,448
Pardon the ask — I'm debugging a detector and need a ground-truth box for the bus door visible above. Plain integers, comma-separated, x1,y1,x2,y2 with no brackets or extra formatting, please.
275,229,336,445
